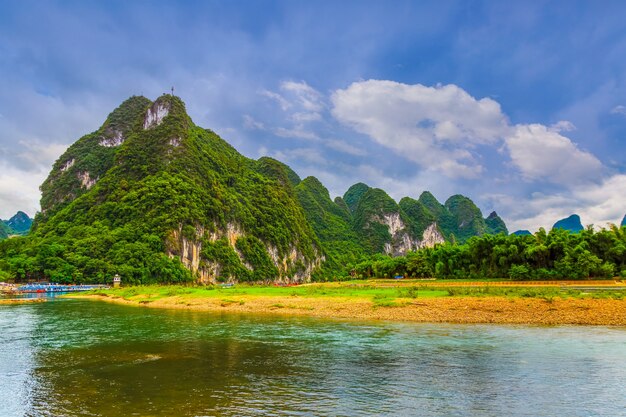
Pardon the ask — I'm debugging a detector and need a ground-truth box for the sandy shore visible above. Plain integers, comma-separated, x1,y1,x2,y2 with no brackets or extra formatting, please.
73,293,626,326
0,298,46,305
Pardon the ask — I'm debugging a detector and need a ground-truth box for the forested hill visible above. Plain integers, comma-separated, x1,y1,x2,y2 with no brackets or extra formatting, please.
8,95,621,284
0,211,33,238
4,211,33,234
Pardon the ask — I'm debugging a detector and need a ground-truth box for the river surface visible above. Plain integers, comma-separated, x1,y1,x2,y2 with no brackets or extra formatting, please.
1,298,625,417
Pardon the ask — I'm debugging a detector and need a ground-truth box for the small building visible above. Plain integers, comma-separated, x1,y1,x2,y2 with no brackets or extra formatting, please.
113,274,121,288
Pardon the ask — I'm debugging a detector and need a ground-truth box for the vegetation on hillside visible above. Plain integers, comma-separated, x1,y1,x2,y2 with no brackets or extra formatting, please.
485,211,508,235
351,225,626,280
294,176,365,272
1,95,321,284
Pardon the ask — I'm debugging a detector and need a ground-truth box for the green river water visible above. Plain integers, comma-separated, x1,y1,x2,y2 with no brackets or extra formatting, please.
1,297,625,416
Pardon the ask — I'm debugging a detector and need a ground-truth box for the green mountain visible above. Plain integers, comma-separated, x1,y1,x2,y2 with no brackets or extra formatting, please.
416,192,455,241
333,196,351,216
445,195,488,242
349,187,444,256
40,96,153,216
398,197,436,236
417,191,447,218
0,95,511,283
295,177,365,269
621,215,625,227
24,95,323,284
485,211,508,235
552,214,584,233
513,230,532,236
343,183,371,213
0,221,10,240
4,211,33,234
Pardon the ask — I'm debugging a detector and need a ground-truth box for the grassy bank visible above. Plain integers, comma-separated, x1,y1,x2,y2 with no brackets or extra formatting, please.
68,280,626,325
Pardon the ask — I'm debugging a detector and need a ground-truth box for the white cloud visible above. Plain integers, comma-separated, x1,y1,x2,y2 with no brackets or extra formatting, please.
243,114,265,130
0,162,48,219
291,111,322,123
259,89,291,111
504,124,603,185
324,139,368,156
331,80,509,178
280,81,324,113
610,105,626,116
573,174,626,227
485,174,626,232
330,80,610,186
273,127,319,140
550,120,576,132
269,147,328,166
16,140,67,169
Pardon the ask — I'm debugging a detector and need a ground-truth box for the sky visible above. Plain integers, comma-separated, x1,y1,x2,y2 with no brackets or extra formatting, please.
1,0,625,231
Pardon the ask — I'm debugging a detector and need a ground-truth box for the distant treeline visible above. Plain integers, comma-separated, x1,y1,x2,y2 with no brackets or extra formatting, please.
348,225,626,280
2,224,625,283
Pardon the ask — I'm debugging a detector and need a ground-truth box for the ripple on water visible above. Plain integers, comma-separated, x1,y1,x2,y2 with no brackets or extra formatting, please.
1,299,625,417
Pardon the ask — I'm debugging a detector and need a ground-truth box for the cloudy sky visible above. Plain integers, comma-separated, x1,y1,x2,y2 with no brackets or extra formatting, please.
1,0,625,231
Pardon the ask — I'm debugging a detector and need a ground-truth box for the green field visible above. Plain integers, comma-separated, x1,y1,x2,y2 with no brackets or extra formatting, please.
84,281,626,305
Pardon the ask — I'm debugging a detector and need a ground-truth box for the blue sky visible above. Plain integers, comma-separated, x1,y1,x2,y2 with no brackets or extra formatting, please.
1,0,625,230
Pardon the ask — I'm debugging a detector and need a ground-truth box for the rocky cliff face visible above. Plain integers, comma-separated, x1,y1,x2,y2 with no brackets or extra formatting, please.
166,222,322,284
381,214,444,256
348,187,445,256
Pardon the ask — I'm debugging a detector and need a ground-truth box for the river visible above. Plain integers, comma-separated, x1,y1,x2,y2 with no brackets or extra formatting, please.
1,298,625,416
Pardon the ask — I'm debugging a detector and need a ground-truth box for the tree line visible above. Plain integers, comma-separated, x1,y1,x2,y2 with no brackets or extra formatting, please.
348,225,626,280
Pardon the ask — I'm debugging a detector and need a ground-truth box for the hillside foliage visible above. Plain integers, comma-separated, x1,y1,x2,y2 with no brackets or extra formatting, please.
351,226,626,280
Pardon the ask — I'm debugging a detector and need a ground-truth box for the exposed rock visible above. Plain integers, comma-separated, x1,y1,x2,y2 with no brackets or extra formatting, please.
77,171,96,189
377,213,443,256
143,101,170,129
382,212,404,236
60,158,75,172
167,225,205,281
167,222,323,284
420,223,445,248
99,130,124,147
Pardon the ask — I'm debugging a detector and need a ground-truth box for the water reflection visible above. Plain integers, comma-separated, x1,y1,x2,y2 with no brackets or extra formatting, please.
1,300,625,416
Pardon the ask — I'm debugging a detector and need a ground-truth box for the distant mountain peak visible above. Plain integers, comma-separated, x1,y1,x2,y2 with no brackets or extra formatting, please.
552,214,584,233
5,211,33,234
343,183,371,213
485,211,508,235
513,230,532,236
621,214,626,227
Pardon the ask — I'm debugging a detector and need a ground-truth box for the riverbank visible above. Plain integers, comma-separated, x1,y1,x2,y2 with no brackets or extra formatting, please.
69,281,626,325
0,298,46,305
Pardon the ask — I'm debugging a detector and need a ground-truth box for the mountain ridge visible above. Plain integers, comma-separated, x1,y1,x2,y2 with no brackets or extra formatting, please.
16,95,622,283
